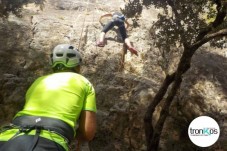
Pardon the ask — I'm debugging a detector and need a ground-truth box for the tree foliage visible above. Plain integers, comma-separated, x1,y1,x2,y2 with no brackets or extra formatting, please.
144,0,227,49
121,0,142,18
0,0,45,18
123,0,227,151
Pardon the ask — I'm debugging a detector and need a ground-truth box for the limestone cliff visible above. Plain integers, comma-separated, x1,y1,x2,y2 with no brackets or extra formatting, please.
0,0,226,151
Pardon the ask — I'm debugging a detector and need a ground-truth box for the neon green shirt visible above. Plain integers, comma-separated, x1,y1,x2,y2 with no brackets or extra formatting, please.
0,72,96,150
16,72,96,128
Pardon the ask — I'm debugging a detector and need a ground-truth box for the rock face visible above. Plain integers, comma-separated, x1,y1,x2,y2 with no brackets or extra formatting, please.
0,0,226,151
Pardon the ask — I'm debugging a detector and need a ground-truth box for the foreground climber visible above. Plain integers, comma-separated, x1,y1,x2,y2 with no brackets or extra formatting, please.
96,12,138,56
0,44,97,151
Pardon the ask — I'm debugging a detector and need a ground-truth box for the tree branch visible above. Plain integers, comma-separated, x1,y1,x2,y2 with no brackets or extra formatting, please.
167,0,188,44
212,0,226,28
144,72,175,150
150,75,182,151
193,28,227,48
196,0,227,40
146,44,195,151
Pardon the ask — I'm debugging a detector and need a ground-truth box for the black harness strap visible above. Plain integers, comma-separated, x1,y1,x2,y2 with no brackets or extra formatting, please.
1,125,43,151
1,116,74,151
12,116,74,143
0,124,16,133
0,124,33,140
27,128,41,151
10,126,34,140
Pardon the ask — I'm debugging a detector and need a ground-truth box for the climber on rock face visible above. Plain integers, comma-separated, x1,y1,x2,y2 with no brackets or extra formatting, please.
96,11,138,56
0,44,97,151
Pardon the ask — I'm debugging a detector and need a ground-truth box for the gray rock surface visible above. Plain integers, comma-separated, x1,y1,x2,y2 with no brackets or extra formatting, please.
0,0,226,151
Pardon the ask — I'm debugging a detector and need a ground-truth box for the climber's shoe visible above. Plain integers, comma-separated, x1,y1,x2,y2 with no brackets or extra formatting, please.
128,47,138,56
96,41,105,47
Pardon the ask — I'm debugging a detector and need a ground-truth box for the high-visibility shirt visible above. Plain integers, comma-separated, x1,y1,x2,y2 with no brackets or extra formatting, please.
0,72,97,151
16,72,97,128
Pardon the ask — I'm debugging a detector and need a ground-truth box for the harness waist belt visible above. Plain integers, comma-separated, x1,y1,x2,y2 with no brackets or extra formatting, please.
12,116,74,143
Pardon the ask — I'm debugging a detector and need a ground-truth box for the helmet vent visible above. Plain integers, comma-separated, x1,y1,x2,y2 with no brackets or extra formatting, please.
56,53,63,57
69,46,74,49
67,53,76,58
51,44,82,68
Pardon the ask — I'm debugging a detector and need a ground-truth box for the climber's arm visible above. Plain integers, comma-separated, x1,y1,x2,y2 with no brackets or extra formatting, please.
76,111,96,141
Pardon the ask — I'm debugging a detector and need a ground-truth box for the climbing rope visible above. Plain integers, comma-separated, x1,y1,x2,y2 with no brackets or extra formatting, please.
93,3,98,52
78,0,90,49
119,43,127,71
94,0,105,52
75,3,90,151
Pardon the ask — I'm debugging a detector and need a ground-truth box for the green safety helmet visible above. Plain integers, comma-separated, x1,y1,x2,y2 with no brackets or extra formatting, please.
50,44,82,68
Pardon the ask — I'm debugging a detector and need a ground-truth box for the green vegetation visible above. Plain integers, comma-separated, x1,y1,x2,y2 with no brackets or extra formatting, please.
0,0,45,18
124,0,227,150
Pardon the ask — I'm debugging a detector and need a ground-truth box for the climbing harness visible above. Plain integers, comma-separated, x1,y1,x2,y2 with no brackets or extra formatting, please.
0,116,74,151
78,0,90,49
11,116,74,143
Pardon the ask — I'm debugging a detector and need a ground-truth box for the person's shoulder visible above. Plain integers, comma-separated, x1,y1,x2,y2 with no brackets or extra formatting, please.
69,72,92,84
35,74,50,80
48,72,83,80
50,72,93,85
62,72,84,78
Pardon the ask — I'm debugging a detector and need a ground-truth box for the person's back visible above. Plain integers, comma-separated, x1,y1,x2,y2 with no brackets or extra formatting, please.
0,44,97,151
16,72,95,128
